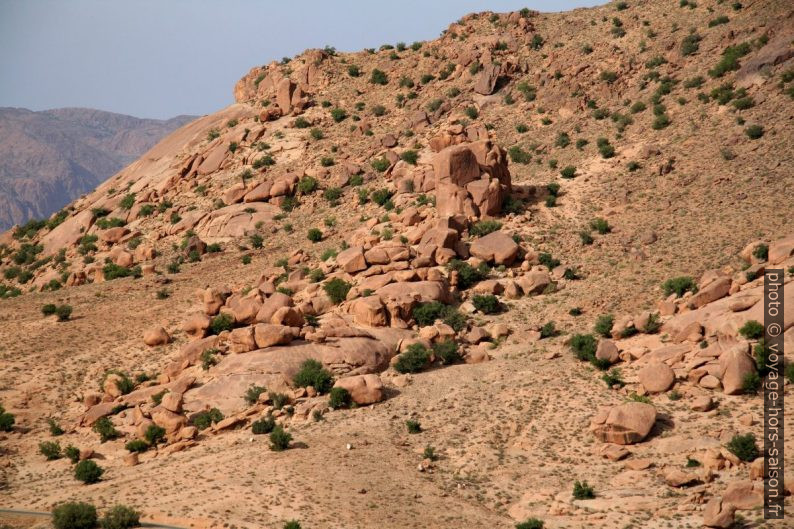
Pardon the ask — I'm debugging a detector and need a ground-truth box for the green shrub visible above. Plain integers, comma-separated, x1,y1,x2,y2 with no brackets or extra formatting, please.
42,304,57,316
412,301,447,326
602,368,625,387
93,417,119,442
448,259,489,289
573,480,595,499
64,445,80,463
579,231,594,245
307,228,323,242
192,408,223,430
144,424,166,445
559,166,576,179
74,459,104,484
508,145,532,164
283,521,302,529
55,304,73,321
540,321,556,339
100,505,140,529
742,372,761,394
294,117,310,129
370,69,388,85
119,193,136,210
39,440,62,460
470,220,502,237
310,128,323,140
570,334,597,361
736,320,763,340
323,187,342,202
324,278,352,304
103,263,142,281
538,252,560,270
726,433,759,461
590,218,610,234
269,425,292,451
298,175,318,194
709,42,752,78
745,125,763,139
662,276,697,297
328,387,352,409
125,439,149,453
464,106,479,119
244,385,267,405
48,418,65,436
681,33,702,56
472,294,500,314
394,343,431,374
406,419,422,433
371,188,393,206
596,137,615,158
371,157,390,172
347,65,360,77
200,348,218,370
594,314,614,337
330,108,347,122
516,519,544,529
293,359,333,393
785,363,794,384
53,502,98,529
600,71,617,84
708,15,729,27
209,313,234,335
433,340,462,365
252,415,276,435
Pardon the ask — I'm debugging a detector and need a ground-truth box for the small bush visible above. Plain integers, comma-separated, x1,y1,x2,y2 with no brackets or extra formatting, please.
244,385,267,405
464,106,479,119
745,125,763,139
206,313,233,335
371,157,390,172
470,220,502,237
307,228,323,243
406,419,422,434
579,231,594,245
590,218,611,234
293,359,334,393
328,387,352,409
324,278,352,304
144,424,166,445
330,108,347,122
56,304,73,321
53,502,98,529
192,409,223,431
394,343,431,374
93,417,119,442
74,459,104,484
48,418,65,436
39,440,62,460
448,259,489,289
103,263,142,281
602,368,625,387
508,145,532,164
560,166,576,179
738,320,764,340
516,519,544,529
433,340,462,365
662,276,697,297
726,433,759,462
600,71,617,84
371,188,393,206
594,314,614,337
200,348,218,370
370,68,388,85
596,137,615,158
538,252,560,270
570,334,597,361
125,439,149,453
472,294,500,314
65,445,80,463
742,372,761,394
269,425,292,451
100,505,140,529
297,175,318,194
573,480,595,499
252,415,276,435
540,321,557,339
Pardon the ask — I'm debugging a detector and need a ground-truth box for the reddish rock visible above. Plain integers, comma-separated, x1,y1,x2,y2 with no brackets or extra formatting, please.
333,374,384,405
590,402,656,445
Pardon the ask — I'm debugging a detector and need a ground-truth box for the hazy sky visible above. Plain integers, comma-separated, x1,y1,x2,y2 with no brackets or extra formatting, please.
0,0,601,119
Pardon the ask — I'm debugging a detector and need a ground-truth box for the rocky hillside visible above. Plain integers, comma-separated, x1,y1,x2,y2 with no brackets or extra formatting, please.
0,107,194,231
0,1,792,528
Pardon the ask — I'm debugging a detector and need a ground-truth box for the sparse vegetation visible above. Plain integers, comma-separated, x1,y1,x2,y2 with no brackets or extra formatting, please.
293,359,333,394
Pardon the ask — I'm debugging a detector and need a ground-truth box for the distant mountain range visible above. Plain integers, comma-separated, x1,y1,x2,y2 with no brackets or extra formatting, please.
0,107,195,231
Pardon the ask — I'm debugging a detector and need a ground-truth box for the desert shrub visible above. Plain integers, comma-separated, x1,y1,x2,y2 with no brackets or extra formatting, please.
709,42,752,78
412,302,447,326
540,321,557,339
602,368,625,387
516,519,544,529
208,313,234,335
293,117,310,129
293,359,333,393
785,363,794,384
48,418,65,436
371,188,393,206
600,70,617,84
708,15,730,27
144,424,166,445
538,252,560,270
252,154,275,168
328,387,352,409
119,193,136,210
74,459,104,484
594,314,614,337
472,294,500,314
100,505,140,529
307,228,323,243
579,230,594,245
726,433,759,461
596,137,615,158
93,417,119,442
252,415,276,435
470,220,502,237
560,166,576,179
573,480,595,499
39,440,62,460
570,334,597,361
53,502,98,529
394,343,431,374
42,304,57,316
464,106,479,119
269,425,292,451
406,419,422,433
297,175,318,194
370,68,388,85
742,372,761,394
200,348,218,370
508,145,532,164
738,320,763,340
64,445,80,463
448,259,489,289
745,125,763,139
662,276,697,297
55,304,73,321
590,218,611,234
269,392,289,410
400,150,418,165
330,107,347,122
244,385,267,406
283,522,302,529
433,340,462,365
643,313,662,333
347,64,360,77
681,32,702,56
125,439,149,453
323,278,352,304
371,157,390,172
103,263,142,281
192,408,223,430
323,187,342,203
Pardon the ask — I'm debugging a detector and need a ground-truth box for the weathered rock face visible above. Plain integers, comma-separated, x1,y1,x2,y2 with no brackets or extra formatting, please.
590,402,657,445
333,374,384,405
432,141,511,219
469,231,519,265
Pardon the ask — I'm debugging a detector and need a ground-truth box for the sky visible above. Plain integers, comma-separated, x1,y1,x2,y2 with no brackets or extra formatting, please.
0,0,602,120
